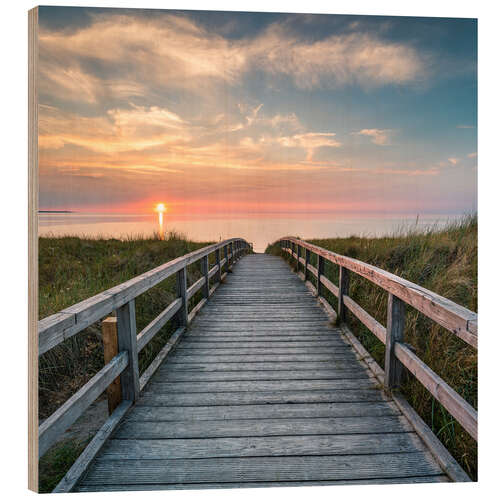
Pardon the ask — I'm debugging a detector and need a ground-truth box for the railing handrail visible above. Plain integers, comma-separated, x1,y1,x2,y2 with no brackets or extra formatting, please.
277,236,477,347
39,237,248,355
276,236,477,441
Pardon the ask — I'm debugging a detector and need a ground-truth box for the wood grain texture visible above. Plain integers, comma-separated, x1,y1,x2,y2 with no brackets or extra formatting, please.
28,7,39,491
102,317,121,414
39,351,128,457
80,452,442,485
279,237,477,346
38,238,248,355
53,401,132,493
76,254,448,491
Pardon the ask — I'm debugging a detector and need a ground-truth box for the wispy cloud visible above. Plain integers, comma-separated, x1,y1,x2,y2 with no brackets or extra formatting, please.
38,12,430,106
355,128,394,146
447,157,460,165
457,124,475,129
468,152,477,158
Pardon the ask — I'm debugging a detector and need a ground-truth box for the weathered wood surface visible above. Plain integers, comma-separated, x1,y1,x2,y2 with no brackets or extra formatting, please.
38,238,248,355
77,254,447,491
282,238,477,347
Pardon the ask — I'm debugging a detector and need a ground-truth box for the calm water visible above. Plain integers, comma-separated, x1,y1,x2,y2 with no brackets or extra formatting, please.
38,212,463,253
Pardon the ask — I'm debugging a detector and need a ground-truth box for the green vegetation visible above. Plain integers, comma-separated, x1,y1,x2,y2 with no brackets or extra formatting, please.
266,215,477,479
38,231,215,492
38,438,90,493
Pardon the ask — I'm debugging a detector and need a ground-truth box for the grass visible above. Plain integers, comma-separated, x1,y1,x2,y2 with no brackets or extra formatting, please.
266,214,477,479
38,231,218,492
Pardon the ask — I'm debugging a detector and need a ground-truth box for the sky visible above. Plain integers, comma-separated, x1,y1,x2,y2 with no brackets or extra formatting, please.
38,7,477,217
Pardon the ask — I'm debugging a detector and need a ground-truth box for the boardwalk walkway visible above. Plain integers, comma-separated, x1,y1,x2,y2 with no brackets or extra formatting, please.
77,254,448,491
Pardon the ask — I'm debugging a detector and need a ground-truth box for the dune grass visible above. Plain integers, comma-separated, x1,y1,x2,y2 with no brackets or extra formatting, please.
38,231,216,491
266,215,477,479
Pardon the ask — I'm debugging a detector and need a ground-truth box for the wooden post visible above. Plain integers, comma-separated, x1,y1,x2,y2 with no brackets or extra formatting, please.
176,266,188,326
305,249,310,282
116,300,140,402
216,248,221,282
338,266,350,322
202,255,209,299
317,255,324,297
224,245,229,273
101,316,122,414
296,245,301,272
384,293,406,389
230,242,234,268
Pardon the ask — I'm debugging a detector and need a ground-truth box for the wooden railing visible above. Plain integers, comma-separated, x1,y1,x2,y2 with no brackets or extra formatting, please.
277,237,478,442
38,237,250,491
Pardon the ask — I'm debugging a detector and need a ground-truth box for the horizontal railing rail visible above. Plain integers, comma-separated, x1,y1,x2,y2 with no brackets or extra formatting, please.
276,237,477,442
38,237,250,482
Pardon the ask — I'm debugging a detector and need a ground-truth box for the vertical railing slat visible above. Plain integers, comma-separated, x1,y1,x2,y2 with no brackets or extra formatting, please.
202,255,209,299
338,266,350,322
176,266,188,326
317,254,324,297
116,299,140,402
305,249,310,282
384,293,406,389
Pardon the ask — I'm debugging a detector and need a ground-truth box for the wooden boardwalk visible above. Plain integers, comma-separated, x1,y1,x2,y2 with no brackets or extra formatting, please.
77,254,448,491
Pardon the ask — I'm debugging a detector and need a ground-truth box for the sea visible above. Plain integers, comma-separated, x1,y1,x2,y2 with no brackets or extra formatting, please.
38,212,464,253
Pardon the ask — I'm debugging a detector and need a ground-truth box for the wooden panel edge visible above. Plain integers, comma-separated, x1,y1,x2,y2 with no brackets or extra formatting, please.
28,5,39,493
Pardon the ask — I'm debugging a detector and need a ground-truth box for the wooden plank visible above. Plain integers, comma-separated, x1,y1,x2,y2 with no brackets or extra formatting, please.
163,360,363,371
39,351,128,457
280,238,477,346
156,368,367,382
139,327,186,392
77,475,450,491
320,275,339,297
101,317,121,414
184,335,342,342
125,401,399,421
114,415,411,440
80,452,442,485
343,295,386,344
178,341,347,349
188,298,207,324
53,401,132,493
168,353,358,363
100,432,421,460
147,378,377,393
136,298,182,352
116,300,140,402
394,342,477,440
137,389,389,406
187,276,205,300
339,322,471,481
172,346,353,356
391,392,471,482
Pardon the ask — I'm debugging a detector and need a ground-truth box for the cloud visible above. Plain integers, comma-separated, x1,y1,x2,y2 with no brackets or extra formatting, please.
39,104,192,153
38,12,430,105
355,128,393,145
447,157,460,165
251,26,428,89
468,152,477,158
457,124,475,129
